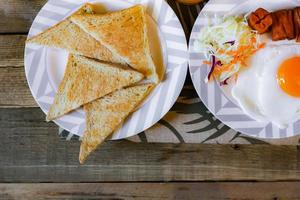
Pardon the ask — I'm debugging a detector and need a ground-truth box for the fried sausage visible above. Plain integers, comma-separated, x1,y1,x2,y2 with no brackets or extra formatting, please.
272,10,295,40
248,8,273,34
271,12,287,41
294,7,300,42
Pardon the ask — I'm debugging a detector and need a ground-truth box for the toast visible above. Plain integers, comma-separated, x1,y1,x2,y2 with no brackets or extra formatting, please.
46,54,144,121
26,3,125,64
70,5,160,83
80,83,154,163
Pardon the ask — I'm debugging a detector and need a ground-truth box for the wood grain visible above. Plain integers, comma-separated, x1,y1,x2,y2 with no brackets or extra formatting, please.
0,35,25,67
1,182,300,200
1,107,300,182
1,34,300,145
1,1,300,187
0,35,35,107
0,65,36,108
0,0,46,33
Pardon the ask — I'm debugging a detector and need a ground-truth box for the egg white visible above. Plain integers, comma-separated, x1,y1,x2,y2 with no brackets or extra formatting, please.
232,45,300,128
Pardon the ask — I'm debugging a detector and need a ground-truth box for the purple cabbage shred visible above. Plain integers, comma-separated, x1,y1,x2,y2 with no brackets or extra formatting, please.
207,55,216,81
207,56,222,81
224,40,235,46
220,77,230,86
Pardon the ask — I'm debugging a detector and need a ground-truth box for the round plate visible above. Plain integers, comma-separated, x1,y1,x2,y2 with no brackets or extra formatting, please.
189,0,300,139
24,0,188,139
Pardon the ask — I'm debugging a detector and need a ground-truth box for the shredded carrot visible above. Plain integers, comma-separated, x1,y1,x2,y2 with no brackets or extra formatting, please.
240,60,247,67
250,37,257,43
252,43,266,54
203,61,212,65
213,64,234,76
206,34,265,81
218,49,225,54
258,43,266,49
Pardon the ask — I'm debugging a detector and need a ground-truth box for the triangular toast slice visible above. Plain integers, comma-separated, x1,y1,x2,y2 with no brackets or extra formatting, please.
70,5,159,83
26,3,125,64
79,83,154,163
46,54,144,121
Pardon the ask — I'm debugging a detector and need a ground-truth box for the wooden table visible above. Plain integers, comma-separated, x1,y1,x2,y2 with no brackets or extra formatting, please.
1,0,300,199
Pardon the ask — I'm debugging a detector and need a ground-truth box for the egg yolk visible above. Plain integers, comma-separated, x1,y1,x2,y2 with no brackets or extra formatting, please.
277,56,300,97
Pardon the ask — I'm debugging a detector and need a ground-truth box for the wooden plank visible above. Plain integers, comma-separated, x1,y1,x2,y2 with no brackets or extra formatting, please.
0,35,25,67
1,107,300,182
0,35,36,107
1,182,300,200
0,66,36,108
0,34,299,145
0,0,47,33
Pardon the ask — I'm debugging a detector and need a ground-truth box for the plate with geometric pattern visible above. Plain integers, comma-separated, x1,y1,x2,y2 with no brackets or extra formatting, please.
24,0,188,139
189,0,300,139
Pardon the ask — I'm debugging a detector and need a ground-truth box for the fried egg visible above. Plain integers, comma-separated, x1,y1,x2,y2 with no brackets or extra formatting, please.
232,45,300,128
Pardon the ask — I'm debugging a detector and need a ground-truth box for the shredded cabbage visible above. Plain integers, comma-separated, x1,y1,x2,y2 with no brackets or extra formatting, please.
194,16,263,83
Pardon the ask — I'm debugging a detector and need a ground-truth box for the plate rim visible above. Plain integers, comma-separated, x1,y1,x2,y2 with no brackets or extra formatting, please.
188,0,300,139
24,0,188,139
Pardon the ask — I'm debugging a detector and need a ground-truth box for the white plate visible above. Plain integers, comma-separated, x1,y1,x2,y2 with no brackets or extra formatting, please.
24,0,188,139
189,0,300,139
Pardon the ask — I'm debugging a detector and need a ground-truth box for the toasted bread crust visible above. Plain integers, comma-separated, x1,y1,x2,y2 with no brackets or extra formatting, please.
46,55,144,121
26,4,126,64
79,83,154,163
70,5,159,83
